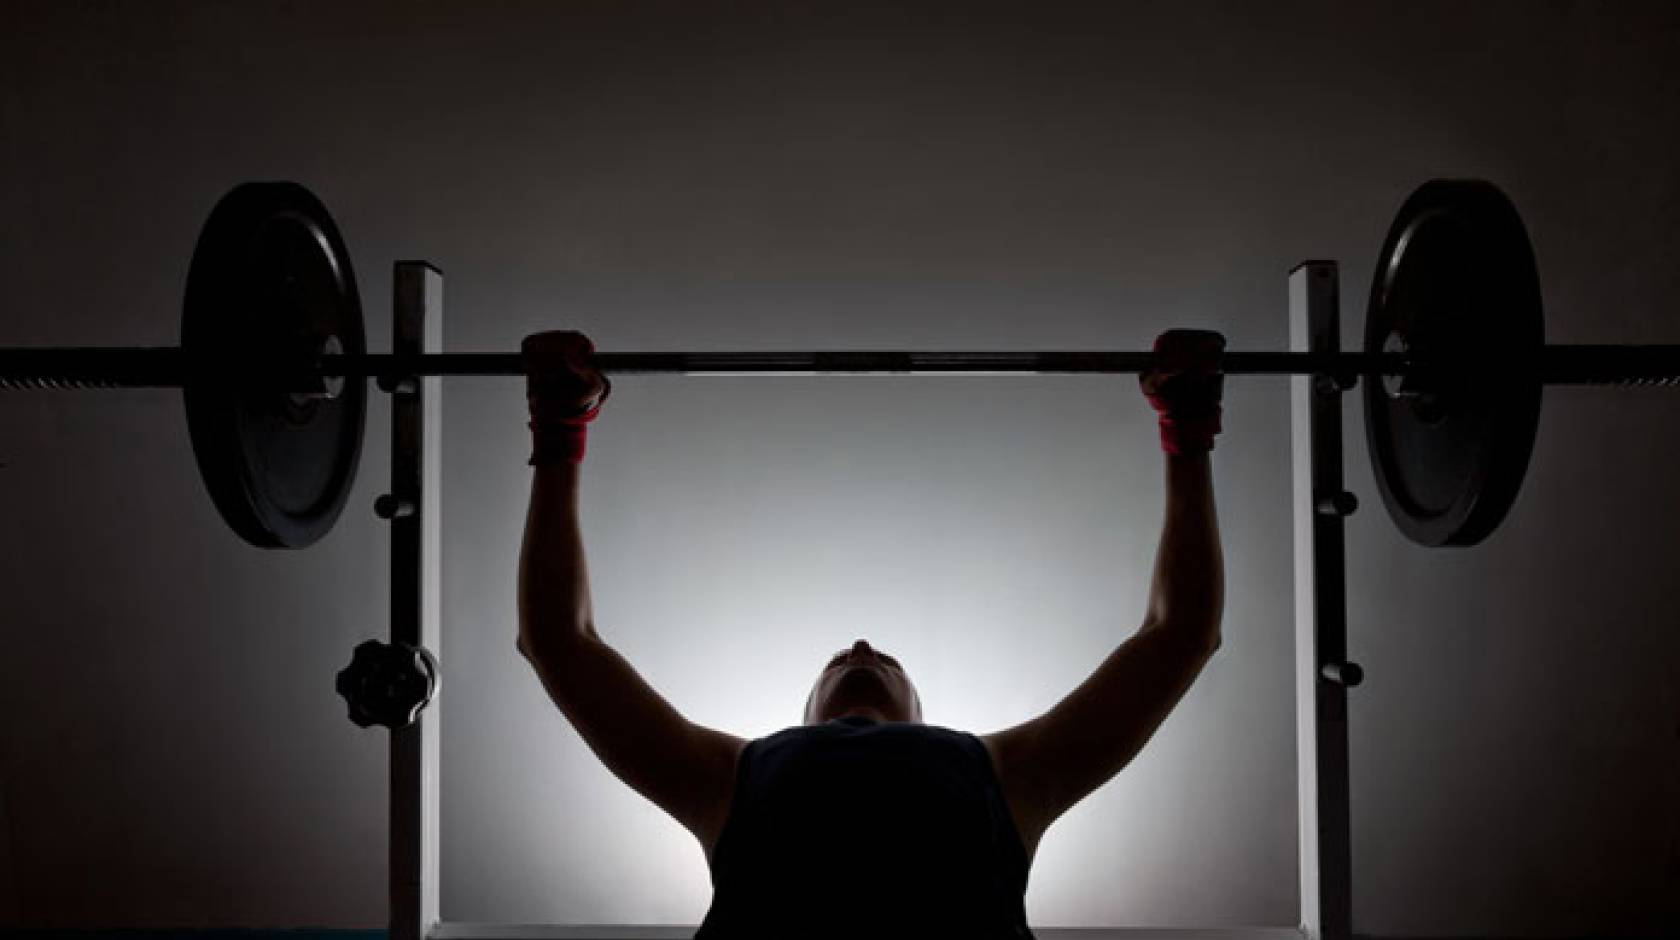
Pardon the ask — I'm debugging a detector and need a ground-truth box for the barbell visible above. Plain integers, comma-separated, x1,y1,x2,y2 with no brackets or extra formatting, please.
2,179,1677,550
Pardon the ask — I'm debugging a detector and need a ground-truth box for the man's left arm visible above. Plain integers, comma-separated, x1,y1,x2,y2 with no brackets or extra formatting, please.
1141,450,1224,645
985,332,1226,836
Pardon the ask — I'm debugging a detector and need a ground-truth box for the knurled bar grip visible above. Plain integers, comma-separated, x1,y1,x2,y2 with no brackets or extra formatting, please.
1536,345,1680,387
0,348,188,389
2,345,1678,389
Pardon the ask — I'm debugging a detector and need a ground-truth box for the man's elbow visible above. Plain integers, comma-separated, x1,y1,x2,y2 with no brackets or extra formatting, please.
517,620,599,665
1140,615,1222,655
1192,627,1222,657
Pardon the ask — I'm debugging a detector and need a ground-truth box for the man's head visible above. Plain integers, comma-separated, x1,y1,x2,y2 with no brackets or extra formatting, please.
803,639,923,724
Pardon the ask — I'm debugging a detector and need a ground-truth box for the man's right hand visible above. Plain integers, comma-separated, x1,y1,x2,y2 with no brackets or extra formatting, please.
523,331,610,421
522,331,611,466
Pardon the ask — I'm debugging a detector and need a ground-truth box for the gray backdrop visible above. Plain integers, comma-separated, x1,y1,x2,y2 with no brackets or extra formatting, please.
1,1,1676,935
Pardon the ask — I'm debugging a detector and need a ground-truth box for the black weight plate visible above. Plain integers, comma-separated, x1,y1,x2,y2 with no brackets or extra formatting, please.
183,182,366,549
1363,180,1543,547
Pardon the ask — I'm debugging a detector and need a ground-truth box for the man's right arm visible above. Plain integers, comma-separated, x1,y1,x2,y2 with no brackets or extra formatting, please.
518,462,598,652
517,460,744,853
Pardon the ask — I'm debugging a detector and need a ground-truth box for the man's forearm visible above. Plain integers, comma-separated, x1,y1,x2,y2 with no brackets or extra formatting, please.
518,462,598,651
1143,452,1224,643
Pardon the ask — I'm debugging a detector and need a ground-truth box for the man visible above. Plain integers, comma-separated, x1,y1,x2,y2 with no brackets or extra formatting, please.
517,329,1225,938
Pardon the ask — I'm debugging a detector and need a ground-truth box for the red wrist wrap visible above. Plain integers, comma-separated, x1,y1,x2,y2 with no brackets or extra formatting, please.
528,379,611,466
1149,400,1222,456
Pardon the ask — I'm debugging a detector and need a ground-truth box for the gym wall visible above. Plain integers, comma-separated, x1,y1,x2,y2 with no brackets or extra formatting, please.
0,1,1675,935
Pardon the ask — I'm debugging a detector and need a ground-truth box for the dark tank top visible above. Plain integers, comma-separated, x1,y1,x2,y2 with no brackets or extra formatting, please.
694,715,1034,939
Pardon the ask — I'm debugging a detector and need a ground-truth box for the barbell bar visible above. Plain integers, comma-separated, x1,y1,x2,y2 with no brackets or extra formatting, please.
1,177,1677,551
6,345,1680,389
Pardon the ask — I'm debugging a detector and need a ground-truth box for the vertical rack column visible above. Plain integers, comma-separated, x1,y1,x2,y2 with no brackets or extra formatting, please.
389,262,444,940
1291,261,1354,940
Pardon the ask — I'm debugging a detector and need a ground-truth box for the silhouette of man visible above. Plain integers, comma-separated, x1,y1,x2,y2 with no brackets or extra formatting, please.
517,329,1225,938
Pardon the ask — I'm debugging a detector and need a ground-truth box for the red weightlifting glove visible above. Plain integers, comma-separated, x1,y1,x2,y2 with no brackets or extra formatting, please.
523,331,611,466
1140,329,1226,456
